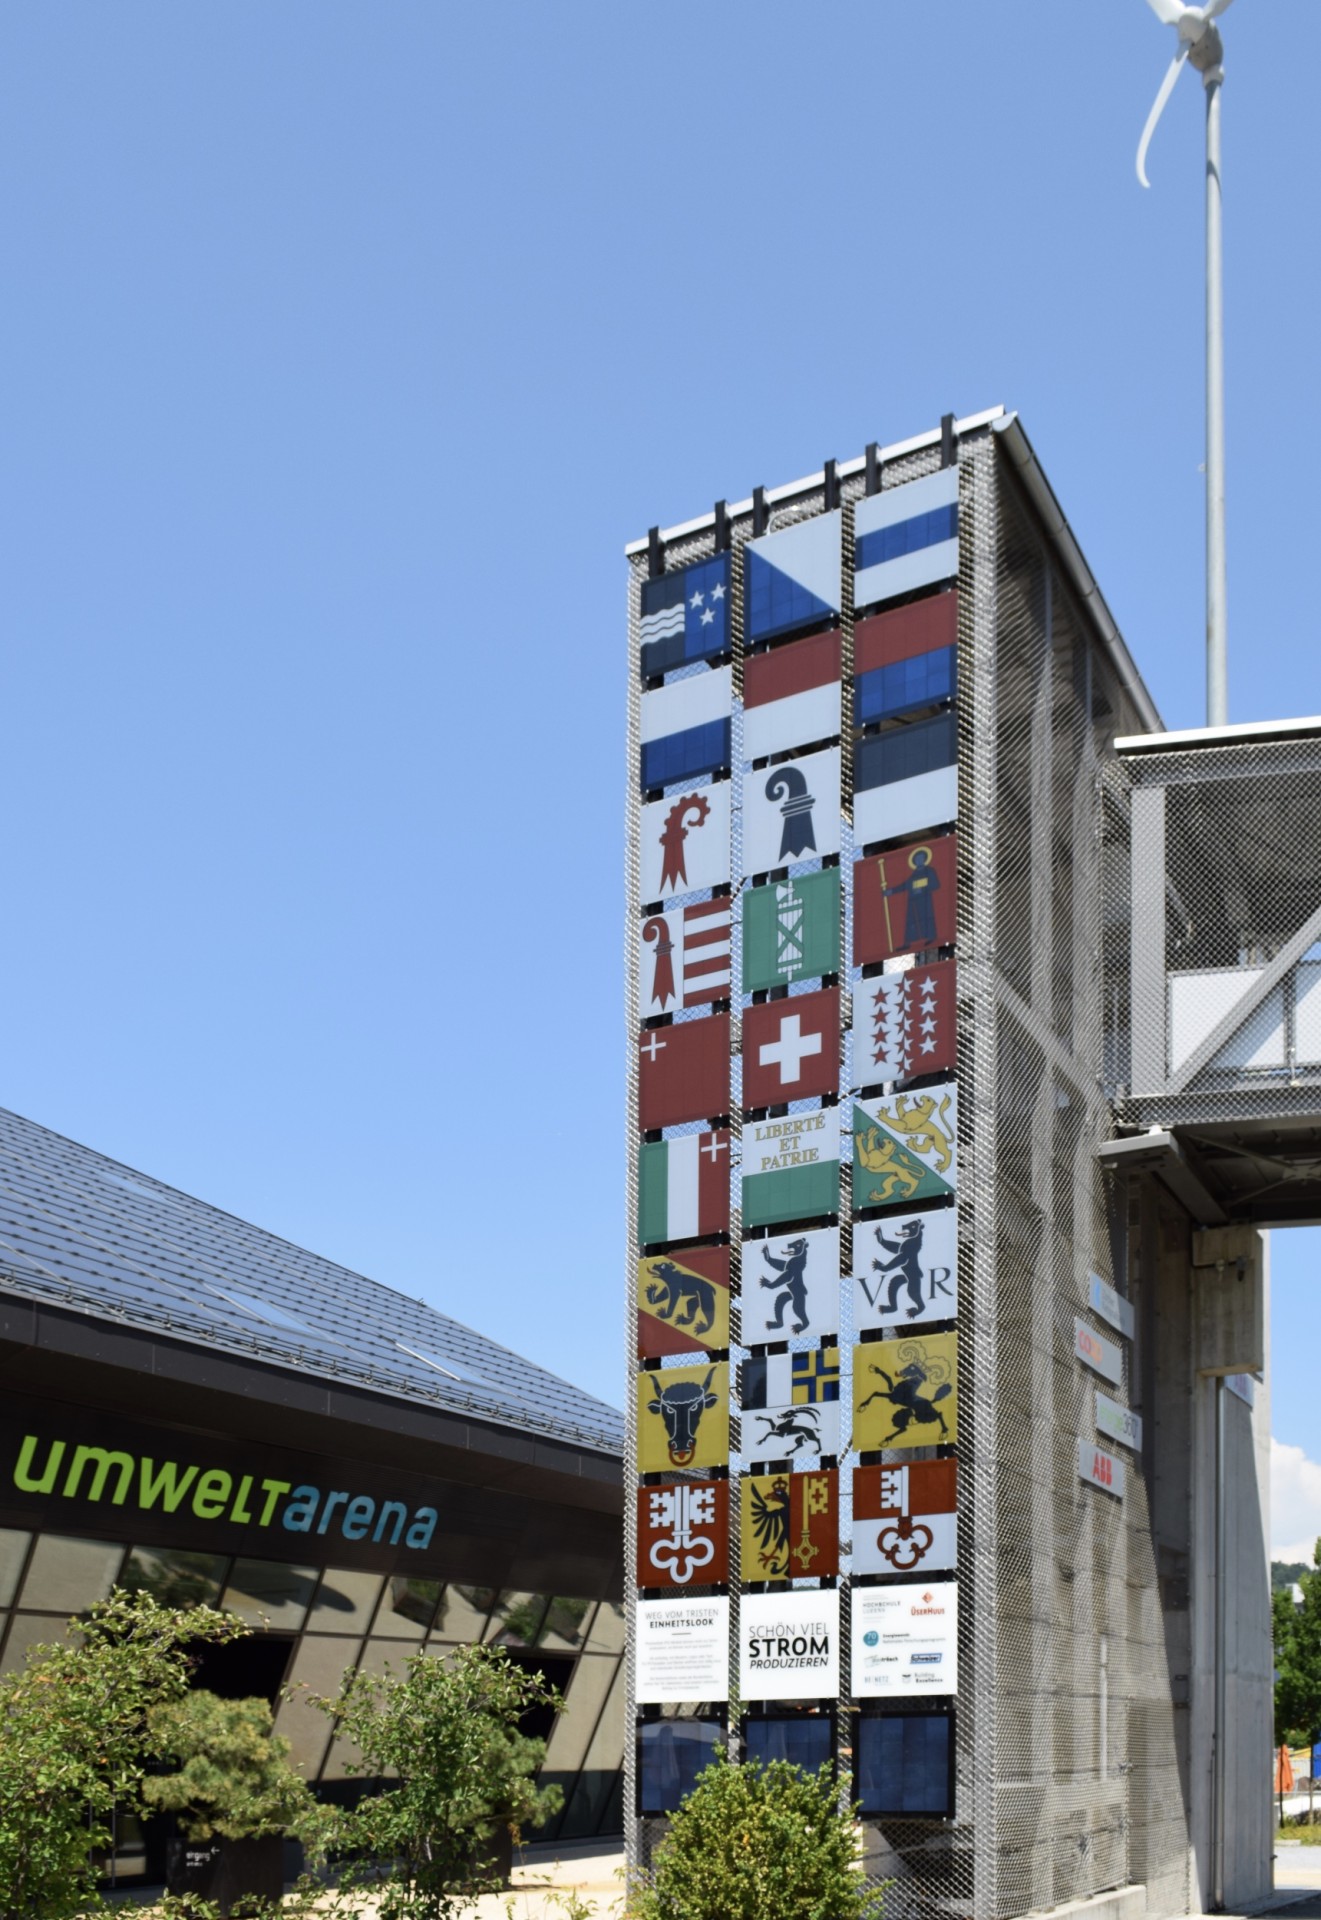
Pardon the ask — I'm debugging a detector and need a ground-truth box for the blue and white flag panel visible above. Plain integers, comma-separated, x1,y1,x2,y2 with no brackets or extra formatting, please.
853,469,959,613
640,667,732,790
741,1226,839,1346
853,712,957,849
744,511,842,644
640,554,731,677
852,1207,958,1332
640,781,731,904
742,746,841,876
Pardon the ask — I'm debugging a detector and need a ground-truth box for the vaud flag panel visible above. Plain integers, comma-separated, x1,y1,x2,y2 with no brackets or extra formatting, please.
637,1247,731,1360
743,870,840,991
742,987,840,1108
856,961,957,1084
638,1015,730,1131
640,667,732,791
853,834,957,964
853,1331,959,1450
640,783,730,903
638,1360,729,1472
743,1111,840,1228
853,1082,957,1209
637,1129,730,1246
636,1478,730,1590
741,1225,839,1343
639,901,732,1015
741,1470,839,1583
743,630,842,762
853,713,957,850
853,1461,958,1576
853,1206,959,1331
740,1348,841,1460
640,552,731,678
853,468,959,612
742,746,841,875
744,511,842,645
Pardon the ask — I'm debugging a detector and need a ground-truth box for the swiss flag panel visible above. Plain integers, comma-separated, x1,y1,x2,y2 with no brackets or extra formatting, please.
742,988,840,1108
638,1014,731,1130
853,833,957,964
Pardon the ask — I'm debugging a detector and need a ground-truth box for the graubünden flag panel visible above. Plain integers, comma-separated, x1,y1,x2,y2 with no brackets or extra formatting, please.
640,782,730,903
853,712,957,849
639,900,732,1015
743,630,841,762
637,1129,730,1245
743,746,841,875
740,1347,841,1460
640,552,730,677
853,834,957,964
743,869,840,992
637,1246,731,1359
853,468,959,612
742,988,840,1109
856,960,957,1085
640,667,732,791
853,1460,957,1576
744,511,842,644
855,595,957,729
638,1014,730,1130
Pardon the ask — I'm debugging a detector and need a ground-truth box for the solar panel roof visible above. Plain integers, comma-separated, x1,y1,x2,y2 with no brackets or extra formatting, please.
0,1108,623,1456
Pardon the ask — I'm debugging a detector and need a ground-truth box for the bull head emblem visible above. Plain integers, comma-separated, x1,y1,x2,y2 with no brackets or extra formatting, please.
648,1368,718,1466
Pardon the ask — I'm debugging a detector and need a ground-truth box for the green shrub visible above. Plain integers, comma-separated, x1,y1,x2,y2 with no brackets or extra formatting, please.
143,1690,330,1849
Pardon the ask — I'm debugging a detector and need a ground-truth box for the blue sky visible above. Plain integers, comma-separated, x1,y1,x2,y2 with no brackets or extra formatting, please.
2,5,1317,1549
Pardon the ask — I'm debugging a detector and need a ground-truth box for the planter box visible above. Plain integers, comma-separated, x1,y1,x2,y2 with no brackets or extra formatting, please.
165,1833,285,1916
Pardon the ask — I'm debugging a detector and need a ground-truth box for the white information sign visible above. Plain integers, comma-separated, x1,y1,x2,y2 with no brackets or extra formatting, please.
1074,1317,1122,1386
635,1597,730,1704
1095,1392,1143,1453
1089,1273,1135,1340
851,1582,958,1698
738,1589,840,1702
1077,1438,1126,1499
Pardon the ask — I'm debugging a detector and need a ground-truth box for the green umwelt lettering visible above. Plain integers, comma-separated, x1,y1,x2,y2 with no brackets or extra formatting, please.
230,1474,254,1524
258,1479,291,1525
138,1458,199,1512
192,1469,232,1520
14,1435,65,1494
64,1446,134,1506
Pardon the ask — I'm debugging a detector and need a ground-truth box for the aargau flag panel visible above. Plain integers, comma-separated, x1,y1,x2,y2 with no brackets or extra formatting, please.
739,1588,841,1702
743,1110,840,1229
852,1082,957,1209
637,1247,731,1359
742,987,840,1108
853,712,957,850
637,1014,730,1131
742,1225,839,1343
853,1207,958,1331
742,746,841,874
640,666,732,791
743,630,842,762
853,468,959,612
853,834,957,964
640,553,731,678
640,783,731,903
743,870,840,991
637,1129,730,1246
744,511,842,644
853,1331,959,1450
856,960,958,1084
854,1461,958,1576
639,901,732,1014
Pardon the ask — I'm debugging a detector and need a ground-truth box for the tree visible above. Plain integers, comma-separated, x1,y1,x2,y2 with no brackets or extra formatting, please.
142,1691,329,1847
311,1641,563,1920
1274,1538,1321,1747
625,1748,884,1920
0,1588,245,1920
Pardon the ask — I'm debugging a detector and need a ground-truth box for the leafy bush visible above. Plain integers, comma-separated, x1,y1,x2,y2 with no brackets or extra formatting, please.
626,1748,883,1920
143,1690,330,1848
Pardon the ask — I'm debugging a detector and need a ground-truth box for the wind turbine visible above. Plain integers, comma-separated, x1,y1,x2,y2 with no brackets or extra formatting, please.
1136,0,1235,728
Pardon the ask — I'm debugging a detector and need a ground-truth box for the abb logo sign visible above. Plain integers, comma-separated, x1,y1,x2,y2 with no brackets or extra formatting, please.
1077,1438,1125,1499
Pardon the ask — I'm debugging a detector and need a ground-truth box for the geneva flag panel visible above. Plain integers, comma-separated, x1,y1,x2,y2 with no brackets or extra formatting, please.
743,630,841,762
743,869,840,991
743,1110,840,1229
853,712,957,851
744,511,842,644
854,834,957,964
856,960,957,1085
741,1469,839,1583
638,1014,730,1131
640,783,731,904
741,1225,839,1343
740,1348,841,1461
637,1247,731,1359
637,1129,730,1246
637,1478,730,1589
638,1360,729,1473
640,552,730,677
853,1461,958,1576
742,746,841,875
742,987,840,1108
640,667,732,791
853,1206,958,1331
853,468,958,612
853,1331,959,1451
853,1082,957,1209
639,900,732,1014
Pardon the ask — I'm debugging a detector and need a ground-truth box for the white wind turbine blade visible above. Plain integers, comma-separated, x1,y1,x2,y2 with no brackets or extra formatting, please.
1202,0,1237,19
1137,45,1190,186
1146,0,1192,23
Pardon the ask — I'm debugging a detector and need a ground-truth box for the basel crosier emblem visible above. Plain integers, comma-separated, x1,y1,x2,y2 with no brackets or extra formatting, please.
766,765,816,862
658,793,710,894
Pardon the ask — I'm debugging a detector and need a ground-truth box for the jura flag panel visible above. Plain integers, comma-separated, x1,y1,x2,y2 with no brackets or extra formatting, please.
637,1130,730,1246
639,901,732,1015
743,630,842,762
853,1460,958,1576
853,1207,958,1332
744,511,843,644
640,553,731,678
743,1110,840,1228
743,869,840,992
638,1361,729,1473
852,1084,957,1209
637,1014,730,1131
742,987,840,1108
637,1247,731,1360
856,961,957,1084
640,784,731,903
741,1225,839,1344
637,1479,730,1590
853,1331,959,1451
742,746,841,876
640,667,733,791
853,835,957,964
854,712,957,850
741,1469,839,1583
853,468,959,612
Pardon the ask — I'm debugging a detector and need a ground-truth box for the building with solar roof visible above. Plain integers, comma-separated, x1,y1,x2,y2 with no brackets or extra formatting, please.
0,1105,625,1886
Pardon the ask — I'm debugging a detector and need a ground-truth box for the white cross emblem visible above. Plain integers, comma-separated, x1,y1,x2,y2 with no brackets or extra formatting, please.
640,1032,667,1064
758,1012,823,1085
700,1133,728,1164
